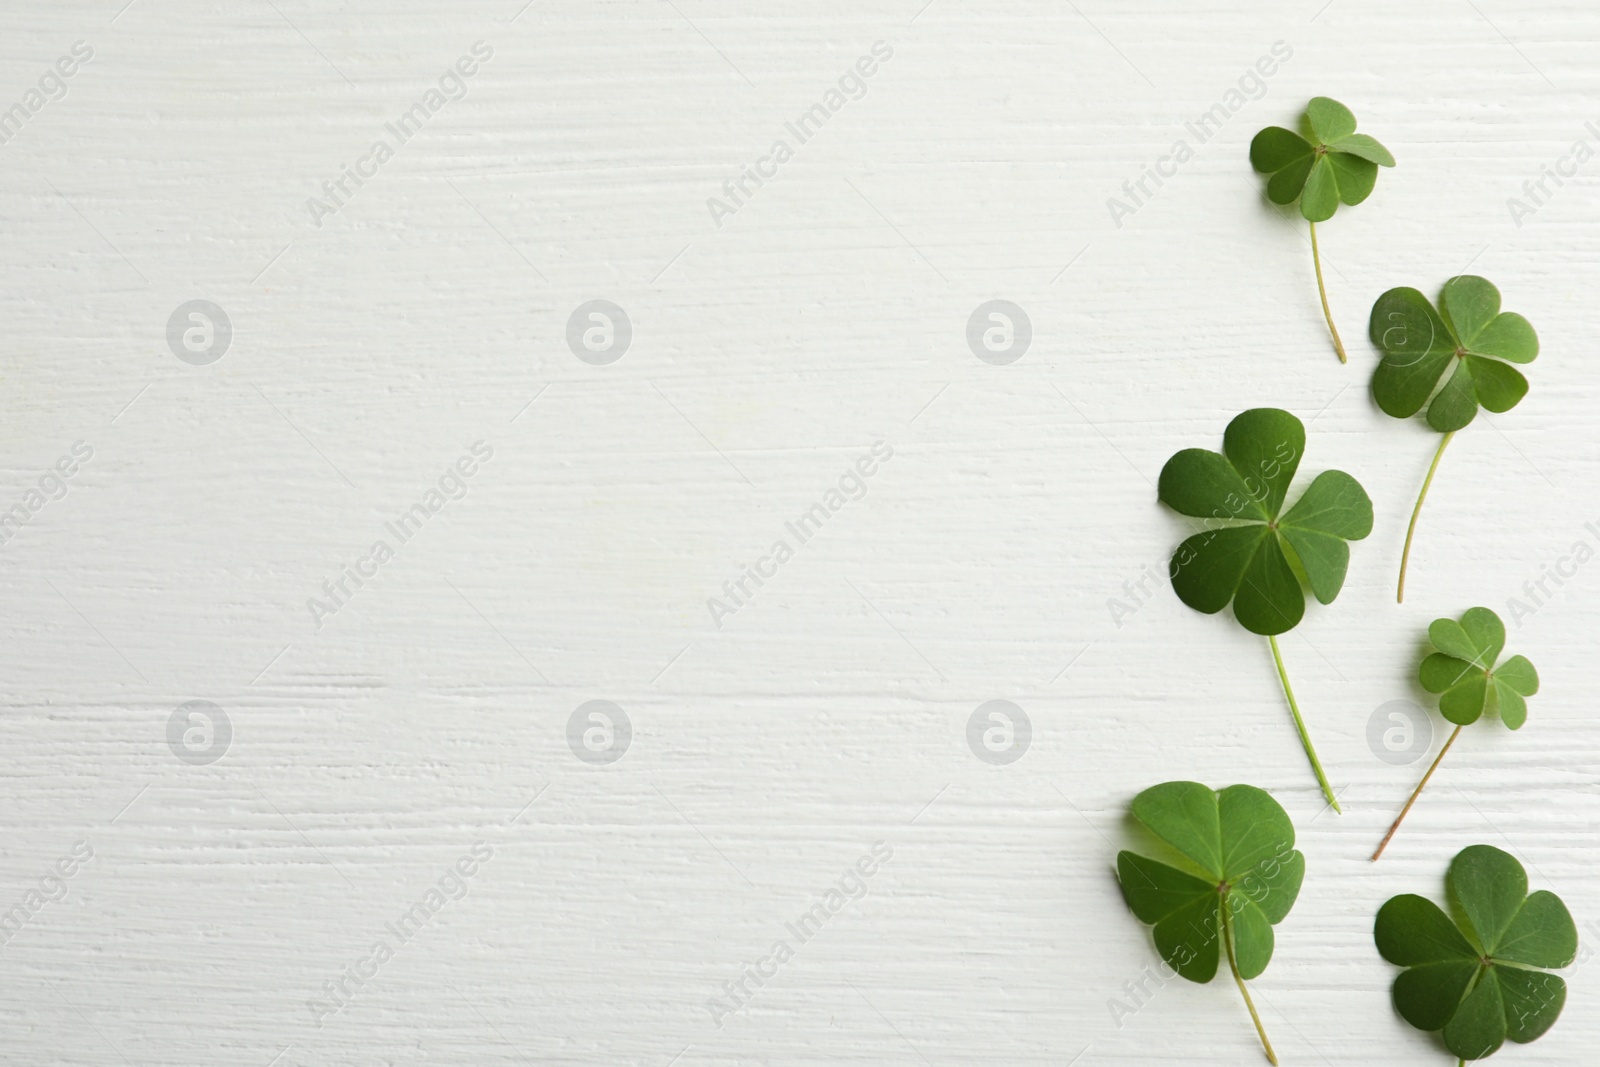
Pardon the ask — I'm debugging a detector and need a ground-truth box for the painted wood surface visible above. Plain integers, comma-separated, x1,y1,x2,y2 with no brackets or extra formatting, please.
2,1,1598,1063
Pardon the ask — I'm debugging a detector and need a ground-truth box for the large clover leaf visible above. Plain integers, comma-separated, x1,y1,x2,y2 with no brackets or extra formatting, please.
1159,408,1374,637
1372,608,1541,860
1159,408,1372,810
1118,781,1304,1063
1250,97,1395,222
1421,607,1540,729
1370,275,1539,434
1375,845,1576,1061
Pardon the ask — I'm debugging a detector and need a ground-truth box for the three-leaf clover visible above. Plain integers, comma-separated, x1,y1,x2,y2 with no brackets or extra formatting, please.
1251,97,1395,363
1118,781,1305,1065
1375,845,1576,1061
1421,607,1540,730
1368,276,1539,601
1159,407,1373,808
1373,608,1539,860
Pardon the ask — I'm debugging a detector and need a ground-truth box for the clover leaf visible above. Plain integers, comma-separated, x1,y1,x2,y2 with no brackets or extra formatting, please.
1421,607,1540,730
1368,276,1540,601
1160,409,1373,634
1252,98,1395,222
1371,277,1538,431
1251,97,1394,363
1159,407,1372,809
1118,781,1304,1065
1373,608,1539,860
1375,845,1576,1061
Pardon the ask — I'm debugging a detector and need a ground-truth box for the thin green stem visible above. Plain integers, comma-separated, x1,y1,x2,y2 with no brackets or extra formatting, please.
1398,431,1455,603
1222,902,1279,1065
1372,724,1463,861
1268,634,1341,812
1309,220,1346,363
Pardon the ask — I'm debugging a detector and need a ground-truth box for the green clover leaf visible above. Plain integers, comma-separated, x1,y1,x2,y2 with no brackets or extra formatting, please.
1370,277,1541,601
1375,845,1576,1060
1250,97,1395,223
1372,608,1541,860
1160,408,1373,636
1159,408,1372,811
1118,781,1304,1064
1421,607,1540,729
1250,97,1394,363
1370,276,1539,433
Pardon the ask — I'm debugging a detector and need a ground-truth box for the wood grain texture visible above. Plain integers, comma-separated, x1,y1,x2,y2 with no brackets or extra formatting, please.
2,0,1598,1063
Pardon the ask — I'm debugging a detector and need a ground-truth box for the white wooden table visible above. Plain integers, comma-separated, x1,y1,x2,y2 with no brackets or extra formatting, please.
2,1,1596,1063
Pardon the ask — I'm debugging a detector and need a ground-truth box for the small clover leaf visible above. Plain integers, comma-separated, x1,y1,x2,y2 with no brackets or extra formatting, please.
1373,609,1539,860
1159,408,1372,809
1369,276,1540,601
1375,845,1576,1060
1251,97,1394,363
1118,781,1304,1064
1421,607,1540,729
1251,97,1395,222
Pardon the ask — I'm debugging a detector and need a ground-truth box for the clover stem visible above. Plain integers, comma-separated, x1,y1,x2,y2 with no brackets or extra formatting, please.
1268,634,1341,812
1308,220,1347,363
1221,901,1279,1066
1397,431,1455,603
1371,724,1463,861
